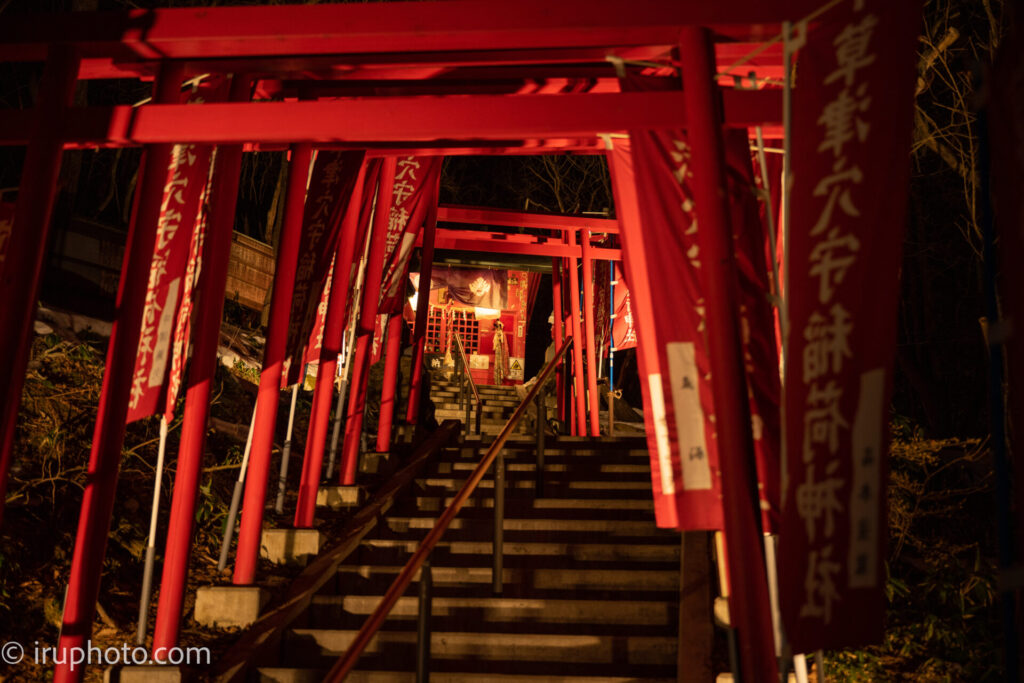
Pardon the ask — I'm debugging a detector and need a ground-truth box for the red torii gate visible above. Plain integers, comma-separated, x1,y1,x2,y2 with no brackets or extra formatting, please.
0,2,859,681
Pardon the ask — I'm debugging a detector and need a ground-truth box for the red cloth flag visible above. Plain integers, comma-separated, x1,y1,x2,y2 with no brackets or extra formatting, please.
778,0,919,651
286,150,365,385
378,156,442,315
304,254,335,367
611,276,637,351
163,159,214,423
725,130,783,533
370,313,388,365
127,87,218,423
611,95,724,531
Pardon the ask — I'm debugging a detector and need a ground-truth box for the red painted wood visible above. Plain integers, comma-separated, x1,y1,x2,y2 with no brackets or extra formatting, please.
0,46,79,530
551,259,565,426
0,1,817,62
376,313,404,452
406,203,438,424
0,90,781,146
437,205,619,233
679,27,777,680
152,75,250,652
233,143,313,586
340,158,398,486
581,229,601,437
293,163,371,528
55,62,184,683
566,229,587,436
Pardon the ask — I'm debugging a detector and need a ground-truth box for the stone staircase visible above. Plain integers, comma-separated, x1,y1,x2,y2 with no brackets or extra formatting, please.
254,431,681,683
429,376,534,437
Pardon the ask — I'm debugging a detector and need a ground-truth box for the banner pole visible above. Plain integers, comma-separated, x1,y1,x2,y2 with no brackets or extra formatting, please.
217,402,257,572
274,380,301,514
136,416,169,645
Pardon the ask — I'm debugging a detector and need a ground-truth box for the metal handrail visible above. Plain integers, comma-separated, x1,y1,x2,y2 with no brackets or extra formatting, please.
452,331,481,434
324,336,574,682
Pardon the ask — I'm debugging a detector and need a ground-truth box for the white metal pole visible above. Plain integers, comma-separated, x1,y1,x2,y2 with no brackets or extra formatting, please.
136,415,169,645
217,402,257,571
274,380,301,513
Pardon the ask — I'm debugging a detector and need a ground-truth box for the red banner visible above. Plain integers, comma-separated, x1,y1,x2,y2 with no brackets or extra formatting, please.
611,276,637,350
370,313,388,365
128,127,215,423
778,0,919,652
286,150,365,385
379,156,442,315
304,254,335,367
0,201,13,269
612,95,724,530
725,130,782,533
163,162,213,424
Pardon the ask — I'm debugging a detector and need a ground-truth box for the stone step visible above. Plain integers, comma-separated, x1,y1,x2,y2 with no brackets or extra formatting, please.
353,538,679,564
412,495,654,513
454,435,648,451
306,595,679,630
446,461,649,475
384,515,666,537
335,564,679,593
416,477,654,493
392,501,655,524
347,545,676,573
282,629,678,667
428,463,651,484
412,488,658,508
258,670,676,683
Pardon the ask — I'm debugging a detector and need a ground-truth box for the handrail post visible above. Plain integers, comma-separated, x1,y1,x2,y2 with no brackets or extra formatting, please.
463,364,471,430
475,399,482,436
535,386,546,497
492,448,505,595
416,557,433,683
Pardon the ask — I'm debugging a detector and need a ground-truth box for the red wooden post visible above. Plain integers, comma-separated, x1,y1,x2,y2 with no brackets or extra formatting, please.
581,229,601,436
376,313,404,451
339,157,396,485
0,45,79,529
405,203,438,424
54,62,185,683
551,258,565,426
679,26,777,680
294,165,369,529
340,334,371,484
151,76,250,652
233,143,313,586
565,229,587,436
